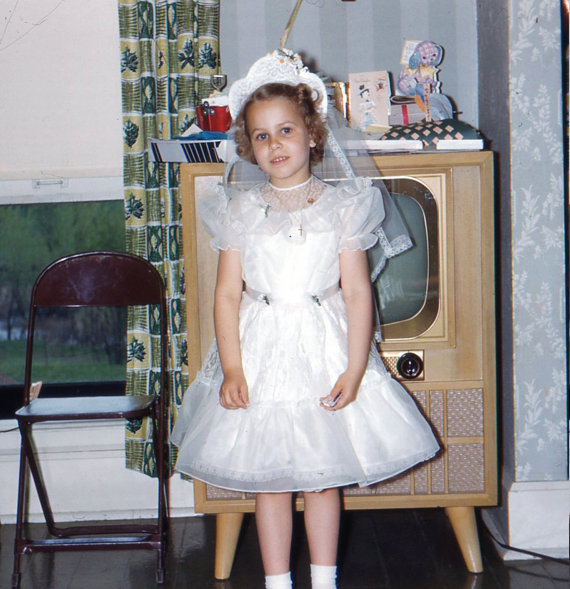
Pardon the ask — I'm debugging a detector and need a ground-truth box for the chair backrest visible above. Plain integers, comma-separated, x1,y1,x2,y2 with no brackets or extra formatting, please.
24,251,167,405
32,251,164,308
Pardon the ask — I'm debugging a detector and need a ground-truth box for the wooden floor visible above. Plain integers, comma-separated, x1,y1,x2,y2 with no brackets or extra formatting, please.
2,509,568,588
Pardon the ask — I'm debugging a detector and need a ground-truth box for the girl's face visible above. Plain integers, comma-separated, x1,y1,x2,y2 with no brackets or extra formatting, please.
246,97,316,188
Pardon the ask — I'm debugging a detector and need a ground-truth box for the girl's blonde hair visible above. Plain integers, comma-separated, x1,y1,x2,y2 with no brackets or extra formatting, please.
234,82,328,165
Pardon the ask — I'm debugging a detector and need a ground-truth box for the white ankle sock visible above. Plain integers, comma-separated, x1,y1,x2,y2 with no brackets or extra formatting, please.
310,564,337,588
265,571,292,589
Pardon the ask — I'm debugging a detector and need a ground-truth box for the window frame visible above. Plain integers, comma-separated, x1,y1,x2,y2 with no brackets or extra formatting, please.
0,176,126,421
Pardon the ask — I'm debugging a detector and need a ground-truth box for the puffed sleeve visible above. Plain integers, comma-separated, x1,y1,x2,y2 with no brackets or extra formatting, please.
337,178,385,252
198,184,245,252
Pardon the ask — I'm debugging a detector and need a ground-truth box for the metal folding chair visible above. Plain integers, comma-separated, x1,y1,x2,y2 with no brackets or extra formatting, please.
12,251,169,587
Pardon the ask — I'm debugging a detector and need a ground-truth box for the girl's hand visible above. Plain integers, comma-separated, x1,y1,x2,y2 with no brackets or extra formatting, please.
320,370,363,411
219,369,249,410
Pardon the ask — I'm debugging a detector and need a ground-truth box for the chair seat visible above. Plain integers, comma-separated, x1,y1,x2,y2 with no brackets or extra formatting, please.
15,395,157,422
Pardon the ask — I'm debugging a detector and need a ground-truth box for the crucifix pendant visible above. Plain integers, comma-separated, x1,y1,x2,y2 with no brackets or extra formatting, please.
288,223,304,241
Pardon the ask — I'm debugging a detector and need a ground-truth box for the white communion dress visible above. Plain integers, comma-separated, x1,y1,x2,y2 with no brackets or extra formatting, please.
171,176,440,493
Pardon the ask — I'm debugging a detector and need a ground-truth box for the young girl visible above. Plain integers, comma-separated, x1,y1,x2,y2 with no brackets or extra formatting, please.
171,50,439,589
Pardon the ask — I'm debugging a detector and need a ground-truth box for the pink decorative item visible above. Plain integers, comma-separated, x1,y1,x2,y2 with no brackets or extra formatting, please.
397,41,443,97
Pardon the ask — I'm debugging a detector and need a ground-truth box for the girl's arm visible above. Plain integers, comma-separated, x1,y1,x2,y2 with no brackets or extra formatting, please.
214,249,249,409
321,248,373,411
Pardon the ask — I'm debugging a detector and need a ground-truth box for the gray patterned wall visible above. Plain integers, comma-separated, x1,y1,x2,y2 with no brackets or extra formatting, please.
220,0,479,126
508,0,567,481
480,0,568,484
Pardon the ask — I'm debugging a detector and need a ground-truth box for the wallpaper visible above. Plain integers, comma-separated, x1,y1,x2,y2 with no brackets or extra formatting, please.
219,0,479,127
509,0,567,481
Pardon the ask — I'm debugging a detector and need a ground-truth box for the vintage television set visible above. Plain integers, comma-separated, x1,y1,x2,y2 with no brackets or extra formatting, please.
180,151,496,578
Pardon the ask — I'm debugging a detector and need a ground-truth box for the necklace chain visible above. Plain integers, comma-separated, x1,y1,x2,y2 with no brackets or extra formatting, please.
260,176,325,212
268,176,313,191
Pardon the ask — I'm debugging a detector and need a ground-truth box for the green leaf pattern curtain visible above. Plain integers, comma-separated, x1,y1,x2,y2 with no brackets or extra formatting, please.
119,0,220,475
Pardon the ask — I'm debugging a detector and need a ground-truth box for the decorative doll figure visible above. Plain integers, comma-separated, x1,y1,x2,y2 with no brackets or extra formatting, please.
397,40,443,97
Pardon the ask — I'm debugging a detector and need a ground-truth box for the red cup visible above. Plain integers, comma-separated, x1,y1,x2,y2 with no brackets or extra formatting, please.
196,103,232,132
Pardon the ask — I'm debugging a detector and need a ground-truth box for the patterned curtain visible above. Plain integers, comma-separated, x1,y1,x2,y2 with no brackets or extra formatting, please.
118,0,220,475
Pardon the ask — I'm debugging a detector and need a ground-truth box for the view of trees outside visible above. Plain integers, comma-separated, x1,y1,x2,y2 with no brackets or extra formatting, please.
0,200,125,387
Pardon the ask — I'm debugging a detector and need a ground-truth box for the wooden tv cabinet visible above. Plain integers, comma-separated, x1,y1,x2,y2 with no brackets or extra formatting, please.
180,151,496,578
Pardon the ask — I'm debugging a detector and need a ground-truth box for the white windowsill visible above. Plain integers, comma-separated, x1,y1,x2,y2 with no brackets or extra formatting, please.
0,176,123,204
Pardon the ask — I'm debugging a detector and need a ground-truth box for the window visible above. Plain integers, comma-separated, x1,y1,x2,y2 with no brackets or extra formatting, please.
0,184,125,418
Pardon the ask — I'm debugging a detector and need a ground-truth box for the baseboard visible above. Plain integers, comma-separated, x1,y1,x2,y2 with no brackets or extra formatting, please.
482,480,569,560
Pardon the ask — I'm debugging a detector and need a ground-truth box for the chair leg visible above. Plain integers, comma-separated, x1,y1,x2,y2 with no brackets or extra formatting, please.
214,512,244,580
12,443,27,589
20,424,57,533
155,476,167,585
444,506,484,573
155,566,165,584
11,572,21,589
153,413,168,584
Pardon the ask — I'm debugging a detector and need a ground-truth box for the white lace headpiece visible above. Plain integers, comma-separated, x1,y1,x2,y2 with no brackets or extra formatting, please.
228,49,328,119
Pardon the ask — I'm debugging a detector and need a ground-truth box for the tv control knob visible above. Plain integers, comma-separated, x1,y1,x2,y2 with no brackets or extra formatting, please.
396,353,423,379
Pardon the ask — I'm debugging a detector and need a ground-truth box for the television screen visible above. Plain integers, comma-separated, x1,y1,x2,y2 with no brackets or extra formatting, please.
369,177,439,339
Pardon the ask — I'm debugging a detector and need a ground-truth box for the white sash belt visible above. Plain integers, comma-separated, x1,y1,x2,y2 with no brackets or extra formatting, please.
245,283,340,306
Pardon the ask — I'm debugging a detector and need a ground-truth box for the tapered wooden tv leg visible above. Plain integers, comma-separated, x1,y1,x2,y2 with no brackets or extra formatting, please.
445,506,484,573
214,512,245,580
